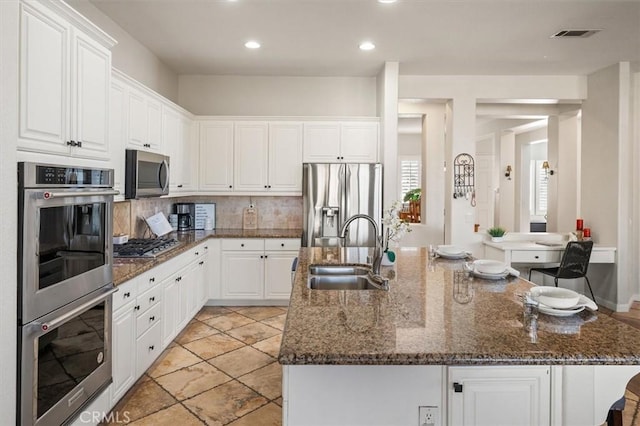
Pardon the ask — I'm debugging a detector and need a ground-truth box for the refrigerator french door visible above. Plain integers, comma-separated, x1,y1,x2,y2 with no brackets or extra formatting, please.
302,163,382,247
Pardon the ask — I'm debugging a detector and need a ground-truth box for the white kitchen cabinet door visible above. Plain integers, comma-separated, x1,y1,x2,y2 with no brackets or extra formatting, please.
448,366,551,426
109,78,126,200
161,274,180,348
221,251,264,299
136,322,162,379
234,121,269,191
199,121,234,191
204,239,221,300
340,122,378,162
111,303,136,405
196,256,208,312
126,88,162,152
179,117,198,191
264,251,298,299
71,29,110,160
178,262,199,330
163,107,182,192
18,1,69,154
303,122,341,162
18,1,112,160
269,122,303,192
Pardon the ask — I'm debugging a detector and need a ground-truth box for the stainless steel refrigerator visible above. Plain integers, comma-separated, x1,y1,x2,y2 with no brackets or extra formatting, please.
302,163,382,247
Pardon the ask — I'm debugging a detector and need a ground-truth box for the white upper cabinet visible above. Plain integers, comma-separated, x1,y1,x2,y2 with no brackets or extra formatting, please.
199,121,234,191
199,120,302,194
234,122,269,191
166,106,197,193
268,122,303,192
303,121,379,163
126,86,163,152
109,78,126,200
18,1,114,160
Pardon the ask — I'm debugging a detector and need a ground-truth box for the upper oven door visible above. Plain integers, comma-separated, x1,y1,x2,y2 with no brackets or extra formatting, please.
19,188,117,324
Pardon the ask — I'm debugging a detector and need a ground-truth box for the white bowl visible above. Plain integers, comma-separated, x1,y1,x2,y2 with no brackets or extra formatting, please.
535,287,580,309
473,259,507,275
437,245,464,255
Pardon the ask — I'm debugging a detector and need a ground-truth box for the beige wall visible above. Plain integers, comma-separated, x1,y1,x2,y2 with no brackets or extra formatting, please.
178,75,377,116
66,0,179,102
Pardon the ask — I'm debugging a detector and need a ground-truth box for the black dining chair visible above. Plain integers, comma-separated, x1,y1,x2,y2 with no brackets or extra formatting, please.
528,240,595,302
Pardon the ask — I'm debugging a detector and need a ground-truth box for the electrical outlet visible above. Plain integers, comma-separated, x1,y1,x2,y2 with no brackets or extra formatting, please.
419,406,439,426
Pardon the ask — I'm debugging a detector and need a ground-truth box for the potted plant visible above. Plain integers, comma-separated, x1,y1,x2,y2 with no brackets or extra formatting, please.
403,188,421,223
487,226,507,242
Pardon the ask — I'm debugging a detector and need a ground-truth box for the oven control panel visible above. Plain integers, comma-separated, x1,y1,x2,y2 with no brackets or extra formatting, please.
18,162,114,188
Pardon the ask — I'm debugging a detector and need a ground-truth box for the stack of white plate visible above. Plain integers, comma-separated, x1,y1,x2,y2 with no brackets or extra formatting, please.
470,259,509,280
436,245,468,259
529,286,598,317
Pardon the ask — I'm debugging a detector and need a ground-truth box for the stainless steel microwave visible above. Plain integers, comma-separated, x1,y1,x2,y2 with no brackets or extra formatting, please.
125,149,170,199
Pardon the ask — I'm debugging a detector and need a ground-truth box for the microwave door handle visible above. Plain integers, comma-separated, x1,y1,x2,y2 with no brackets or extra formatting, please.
32,286,118,334
160,160,170,192
41,190,120,199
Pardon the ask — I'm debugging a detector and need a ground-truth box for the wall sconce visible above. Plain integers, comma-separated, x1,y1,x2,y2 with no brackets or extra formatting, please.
542,161,554,176
505,165,512,180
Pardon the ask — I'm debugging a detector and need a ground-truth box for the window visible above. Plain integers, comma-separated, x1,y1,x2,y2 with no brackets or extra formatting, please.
399,156,421,201
530,160,548,216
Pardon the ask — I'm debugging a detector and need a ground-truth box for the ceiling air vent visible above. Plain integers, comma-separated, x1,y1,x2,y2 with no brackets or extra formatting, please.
551,29,601,38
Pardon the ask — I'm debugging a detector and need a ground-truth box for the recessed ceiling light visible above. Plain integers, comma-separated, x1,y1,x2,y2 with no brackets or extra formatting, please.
378,0,397,3
244,40,261,49
359,41,375,51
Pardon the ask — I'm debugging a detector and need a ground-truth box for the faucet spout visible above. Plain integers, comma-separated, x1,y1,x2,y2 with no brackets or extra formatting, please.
339,214,387,287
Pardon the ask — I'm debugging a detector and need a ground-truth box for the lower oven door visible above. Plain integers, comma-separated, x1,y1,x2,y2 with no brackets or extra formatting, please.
19,284,117,426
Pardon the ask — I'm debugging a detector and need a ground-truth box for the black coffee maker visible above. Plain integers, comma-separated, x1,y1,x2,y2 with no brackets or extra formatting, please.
174,203,195,232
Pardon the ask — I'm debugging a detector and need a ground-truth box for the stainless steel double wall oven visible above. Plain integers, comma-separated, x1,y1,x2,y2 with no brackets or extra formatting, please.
17,162,118,426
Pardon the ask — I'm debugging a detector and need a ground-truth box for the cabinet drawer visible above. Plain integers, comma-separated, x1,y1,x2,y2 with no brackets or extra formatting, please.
137,285,162,314
137,268,165,294
222,239,264,251
136,302,161,337
511,250,561,263
265,238,301,251
136,321,162,377
113,279,137,312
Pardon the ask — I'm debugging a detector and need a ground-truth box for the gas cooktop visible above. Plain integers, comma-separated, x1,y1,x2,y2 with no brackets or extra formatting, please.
113,238,182,258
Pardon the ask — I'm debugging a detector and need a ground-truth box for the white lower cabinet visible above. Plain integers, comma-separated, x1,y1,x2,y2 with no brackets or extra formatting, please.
448,366,551,426
111,295,136,405
221,238,300,301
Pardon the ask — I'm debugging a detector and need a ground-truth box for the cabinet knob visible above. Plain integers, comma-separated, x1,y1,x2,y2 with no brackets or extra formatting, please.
76,140,82,148
199,261,204,265
149,277,155,283
453,382,463,393
534,255,539,259
195,252,199,255
241,243,245,247
229,185,232,189
264,255,268,259
134,305,140,311
264,185,268,188
268,185,272,188
150,296,155,302
124,292,130,298
205,246,208,250
177,184,183,188
281,243,285,247
149,345,155,351
149,316,155,322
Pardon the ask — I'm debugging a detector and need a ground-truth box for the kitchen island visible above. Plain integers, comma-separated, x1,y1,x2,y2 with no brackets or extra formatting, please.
279,247,640,426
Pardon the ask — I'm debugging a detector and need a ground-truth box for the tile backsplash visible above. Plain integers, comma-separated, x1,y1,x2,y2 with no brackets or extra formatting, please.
114,196,303,238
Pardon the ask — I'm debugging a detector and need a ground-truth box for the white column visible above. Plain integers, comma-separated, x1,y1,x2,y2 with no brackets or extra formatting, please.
499,131,516,232
377,62,399,209
556,112,580,232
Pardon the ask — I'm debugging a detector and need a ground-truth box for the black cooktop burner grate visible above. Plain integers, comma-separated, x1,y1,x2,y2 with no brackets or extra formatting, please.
113,238,181,258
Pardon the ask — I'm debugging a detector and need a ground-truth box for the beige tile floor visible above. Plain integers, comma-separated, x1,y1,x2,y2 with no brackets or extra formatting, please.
106,304,640,426
105,306,287,425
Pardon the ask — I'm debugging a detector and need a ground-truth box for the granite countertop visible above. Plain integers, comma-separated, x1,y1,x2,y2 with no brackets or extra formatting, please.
278,247,640,366
112,228,302,285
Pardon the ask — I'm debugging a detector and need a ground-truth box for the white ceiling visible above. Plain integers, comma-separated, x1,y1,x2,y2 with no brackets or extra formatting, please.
89,0,640,77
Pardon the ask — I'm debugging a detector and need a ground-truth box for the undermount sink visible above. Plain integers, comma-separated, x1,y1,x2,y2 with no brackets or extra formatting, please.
307,274,380,290
308,265,371,276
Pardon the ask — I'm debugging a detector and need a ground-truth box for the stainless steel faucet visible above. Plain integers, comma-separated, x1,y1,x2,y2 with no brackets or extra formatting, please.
339,214,389,290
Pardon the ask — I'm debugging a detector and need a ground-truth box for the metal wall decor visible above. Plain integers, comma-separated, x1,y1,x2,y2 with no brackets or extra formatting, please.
453,153,475,199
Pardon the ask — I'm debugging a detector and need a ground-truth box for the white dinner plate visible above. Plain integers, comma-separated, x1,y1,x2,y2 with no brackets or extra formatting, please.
537,304,586,317
436,251,469,260
529,286,598,312
471,270,509,280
